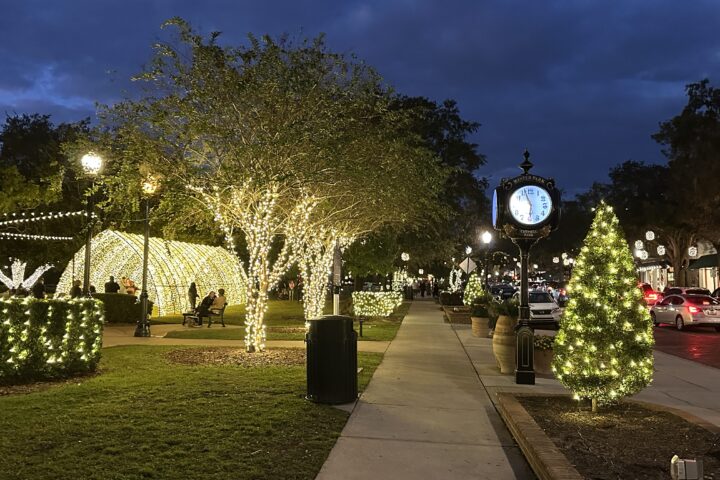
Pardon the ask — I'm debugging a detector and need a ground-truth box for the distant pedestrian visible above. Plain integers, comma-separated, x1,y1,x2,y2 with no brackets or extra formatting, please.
420,281,427,297
104,276,121,293
188,282,199,311
70,280,82,298
32,277,46,299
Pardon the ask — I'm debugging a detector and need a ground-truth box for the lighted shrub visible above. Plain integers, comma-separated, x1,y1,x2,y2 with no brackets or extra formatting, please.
0,297,104,383
351,292,403,317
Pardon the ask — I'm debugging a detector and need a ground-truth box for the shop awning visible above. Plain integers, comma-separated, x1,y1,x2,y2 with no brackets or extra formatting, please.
636,260,670,272
689,254,719,270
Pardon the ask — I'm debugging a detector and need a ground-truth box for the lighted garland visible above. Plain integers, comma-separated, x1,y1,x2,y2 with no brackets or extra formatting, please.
448,267,463,293
57,230,246,316
351,291,403,317
0,232,73,241
0,210,96,227
0,297,104,381
552,203,654,408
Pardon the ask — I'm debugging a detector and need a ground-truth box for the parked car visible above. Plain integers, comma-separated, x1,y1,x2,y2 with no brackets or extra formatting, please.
490,284,516,300
650,294,720,331
512,290,562,326
663,286,711,296
711,288,720,299
639,282,663,306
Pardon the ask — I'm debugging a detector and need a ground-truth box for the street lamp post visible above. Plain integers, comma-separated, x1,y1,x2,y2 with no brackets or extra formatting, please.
135,175,158,338
481,231,492,290
80,153,103,296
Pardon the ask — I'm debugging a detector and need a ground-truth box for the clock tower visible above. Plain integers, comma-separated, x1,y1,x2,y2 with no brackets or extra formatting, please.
492,150,561,384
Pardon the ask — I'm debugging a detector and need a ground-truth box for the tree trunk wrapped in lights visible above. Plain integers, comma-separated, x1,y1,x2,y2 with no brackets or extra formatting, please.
552,202,654,411
80,19,449,352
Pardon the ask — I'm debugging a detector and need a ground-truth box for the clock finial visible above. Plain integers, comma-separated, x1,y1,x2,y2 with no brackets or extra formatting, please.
520,149,533,174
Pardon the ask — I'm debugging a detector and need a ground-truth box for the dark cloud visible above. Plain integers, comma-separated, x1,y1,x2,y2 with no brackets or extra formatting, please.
1,0,719,194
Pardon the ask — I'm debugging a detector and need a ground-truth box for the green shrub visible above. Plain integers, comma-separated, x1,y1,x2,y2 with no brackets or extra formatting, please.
496,298,519,318
440,291,463,306
471,304,489,317
91,293,154,323
487,301,500,329
0,297,104,383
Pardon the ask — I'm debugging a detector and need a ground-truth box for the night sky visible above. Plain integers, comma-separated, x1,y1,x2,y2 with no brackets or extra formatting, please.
1,1,719,196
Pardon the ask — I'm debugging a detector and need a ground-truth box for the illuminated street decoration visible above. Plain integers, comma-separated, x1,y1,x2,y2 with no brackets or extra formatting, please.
56,230,246,315
553,203,653,409
0,260,52,289
351,291,403,317
656,245,666,256
448,267,463,292
688,246,698,258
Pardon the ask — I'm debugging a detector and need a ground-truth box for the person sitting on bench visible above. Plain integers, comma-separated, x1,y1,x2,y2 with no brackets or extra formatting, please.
211,288,226,314
195,291,216,324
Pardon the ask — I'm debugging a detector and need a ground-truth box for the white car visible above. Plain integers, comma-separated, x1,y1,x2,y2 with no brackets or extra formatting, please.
512,291,563,324
650,294,720,331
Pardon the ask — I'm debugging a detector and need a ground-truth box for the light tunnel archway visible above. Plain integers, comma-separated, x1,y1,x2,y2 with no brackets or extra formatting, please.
57,230,246,315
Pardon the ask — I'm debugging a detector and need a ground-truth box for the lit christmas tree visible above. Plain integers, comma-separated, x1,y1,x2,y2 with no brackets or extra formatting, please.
463,272,484,305
552,202,653,411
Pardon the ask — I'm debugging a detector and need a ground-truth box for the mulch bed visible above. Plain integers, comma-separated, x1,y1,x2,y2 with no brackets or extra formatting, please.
0,371,99,396
266,326,306,333
519,396,720,479
165,347,306,367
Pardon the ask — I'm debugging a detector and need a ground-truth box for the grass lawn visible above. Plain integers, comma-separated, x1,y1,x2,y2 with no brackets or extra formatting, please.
163,301,411,342
0,346,382,480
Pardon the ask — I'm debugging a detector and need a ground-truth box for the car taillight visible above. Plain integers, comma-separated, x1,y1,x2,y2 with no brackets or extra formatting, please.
646,293,657,300
688,306,701,314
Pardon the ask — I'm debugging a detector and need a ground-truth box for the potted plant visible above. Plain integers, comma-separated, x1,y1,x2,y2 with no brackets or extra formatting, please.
470,303,490,337
492,298,519,374
534,334,555,374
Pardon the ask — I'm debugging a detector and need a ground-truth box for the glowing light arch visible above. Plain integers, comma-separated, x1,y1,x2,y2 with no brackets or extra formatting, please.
57,230,246,315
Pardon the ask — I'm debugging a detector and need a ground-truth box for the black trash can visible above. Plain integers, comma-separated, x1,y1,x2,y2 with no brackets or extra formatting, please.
306,315,358,404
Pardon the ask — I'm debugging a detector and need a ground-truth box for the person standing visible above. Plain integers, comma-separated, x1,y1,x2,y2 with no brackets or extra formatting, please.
420,281,427,298
70,280,82,298
32,278,46,299
188,282,199,311
104,276,121,293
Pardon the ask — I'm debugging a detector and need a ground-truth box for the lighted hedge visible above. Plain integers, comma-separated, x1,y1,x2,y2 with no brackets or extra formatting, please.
351,291,403,318
0,297,104,382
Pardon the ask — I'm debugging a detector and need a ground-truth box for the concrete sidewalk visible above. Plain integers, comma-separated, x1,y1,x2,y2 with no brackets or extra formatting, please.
316,300,535,480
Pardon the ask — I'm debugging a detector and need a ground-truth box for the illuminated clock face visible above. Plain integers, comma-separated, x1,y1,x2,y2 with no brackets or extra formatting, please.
509,185,552,226
492,189,498,228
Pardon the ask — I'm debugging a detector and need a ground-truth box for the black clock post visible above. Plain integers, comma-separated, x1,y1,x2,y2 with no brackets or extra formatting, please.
492,151,560,385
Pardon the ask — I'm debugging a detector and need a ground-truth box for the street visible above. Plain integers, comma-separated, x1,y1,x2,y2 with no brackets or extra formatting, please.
654,325,720,369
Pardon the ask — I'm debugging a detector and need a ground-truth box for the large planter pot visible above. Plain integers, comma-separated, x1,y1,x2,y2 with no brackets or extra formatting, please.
534,349,554,375
471,316,489,337
492,315,517,374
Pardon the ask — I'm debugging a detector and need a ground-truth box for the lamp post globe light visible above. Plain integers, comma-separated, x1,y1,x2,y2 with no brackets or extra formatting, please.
135,175,159,338
80,153,103,296
481,230,492,290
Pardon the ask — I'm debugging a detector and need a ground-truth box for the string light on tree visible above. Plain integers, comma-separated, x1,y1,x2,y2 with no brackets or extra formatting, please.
552,202,653,412
657,245,666,256
645,231,655,241
688,246,698,258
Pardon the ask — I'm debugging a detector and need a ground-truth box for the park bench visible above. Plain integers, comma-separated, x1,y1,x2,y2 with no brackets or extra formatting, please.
182,303,227,327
